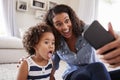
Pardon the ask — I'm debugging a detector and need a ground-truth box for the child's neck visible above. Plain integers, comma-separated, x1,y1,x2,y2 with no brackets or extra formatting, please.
32,55,49,66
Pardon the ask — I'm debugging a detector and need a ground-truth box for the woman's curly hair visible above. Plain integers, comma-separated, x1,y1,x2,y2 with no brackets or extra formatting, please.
22,23,54,55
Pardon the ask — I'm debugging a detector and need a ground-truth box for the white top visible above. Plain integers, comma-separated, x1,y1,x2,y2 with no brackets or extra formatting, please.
26,56,52,80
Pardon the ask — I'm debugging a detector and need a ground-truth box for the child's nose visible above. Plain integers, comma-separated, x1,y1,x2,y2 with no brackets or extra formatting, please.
49,44,54,49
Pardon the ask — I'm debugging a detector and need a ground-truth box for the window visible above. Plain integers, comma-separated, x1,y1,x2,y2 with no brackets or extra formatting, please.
0,0,7,35
98,0,120,31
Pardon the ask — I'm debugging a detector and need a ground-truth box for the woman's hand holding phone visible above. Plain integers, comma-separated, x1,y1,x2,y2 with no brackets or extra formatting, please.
96,22,120,68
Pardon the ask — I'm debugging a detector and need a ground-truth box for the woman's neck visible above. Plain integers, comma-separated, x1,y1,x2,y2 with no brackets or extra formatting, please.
65,34,77,53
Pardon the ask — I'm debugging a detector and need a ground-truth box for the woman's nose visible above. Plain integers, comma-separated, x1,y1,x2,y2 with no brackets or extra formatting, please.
62,23,68,30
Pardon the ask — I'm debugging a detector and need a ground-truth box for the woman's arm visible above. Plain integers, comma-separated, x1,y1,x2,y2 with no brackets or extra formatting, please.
17,60,28,80
50,53,61,80
97,22,120,68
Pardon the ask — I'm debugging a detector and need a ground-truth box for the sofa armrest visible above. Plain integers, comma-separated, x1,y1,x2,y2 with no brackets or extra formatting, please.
0,36,23,49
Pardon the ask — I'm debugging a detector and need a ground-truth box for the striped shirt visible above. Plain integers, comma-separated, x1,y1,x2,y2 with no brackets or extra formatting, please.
26,56,52,80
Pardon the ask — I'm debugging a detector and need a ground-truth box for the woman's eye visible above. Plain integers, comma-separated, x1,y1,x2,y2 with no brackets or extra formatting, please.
65,19,69,23
56,23,62,27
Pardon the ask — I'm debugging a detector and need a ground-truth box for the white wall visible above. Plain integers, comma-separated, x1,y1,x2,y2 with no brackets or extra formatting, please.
68,0,99,24
66,0,80,14
15,0,68,37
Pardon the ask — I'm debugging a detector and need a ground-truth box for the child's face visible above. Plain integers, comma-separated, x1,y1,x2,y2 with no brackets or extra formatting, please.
34,32,55,60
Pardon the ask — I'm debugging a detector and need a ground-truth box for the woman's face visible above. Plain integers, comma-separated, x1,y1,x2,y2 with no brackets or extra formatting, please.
53,12,73,39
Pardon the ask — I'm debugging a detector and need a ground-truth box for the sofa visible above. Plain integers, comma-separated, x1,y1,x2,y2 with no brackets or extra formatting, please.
0,36,28,63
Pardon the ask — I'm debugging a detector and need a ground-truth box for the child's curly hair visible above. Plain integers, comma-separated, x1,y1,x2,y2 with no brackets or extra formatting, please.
22,23,54,55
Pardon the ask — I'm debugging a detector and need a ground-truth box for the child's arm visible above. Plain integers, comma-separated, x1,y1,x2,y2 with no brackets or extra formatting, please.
50,68,56,80
17,60,28,80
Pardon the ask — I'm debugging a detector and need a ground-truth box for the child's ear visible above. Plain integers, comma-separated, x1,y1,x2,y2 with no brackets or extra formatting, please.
33,45,37,51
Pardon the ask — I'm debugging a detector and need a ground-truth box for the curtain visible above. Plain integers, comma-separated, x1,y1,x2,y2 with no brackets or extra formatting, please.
0,0,7,35
77,0,99,24
2,0,20,37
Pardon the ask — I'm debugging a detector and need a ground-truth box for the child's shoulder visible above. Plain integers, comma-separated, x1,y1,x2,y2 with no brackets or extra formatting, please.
18,56,32,69
19,59,28,68
17,59,28,75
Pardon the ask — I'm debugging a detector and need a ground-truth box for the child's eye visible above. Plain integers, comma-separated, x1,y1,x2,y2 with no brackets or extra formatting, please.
45,41,49,44
52,41,55,45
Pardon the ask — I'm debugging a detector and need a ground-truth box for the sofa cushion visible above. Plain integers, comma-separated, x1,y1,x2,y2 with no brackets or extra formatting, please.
0,36,23,48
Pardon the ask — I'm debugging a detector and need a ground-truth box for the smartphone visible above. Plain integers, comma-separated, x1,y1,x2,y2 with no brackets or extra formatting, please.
84,20,115,50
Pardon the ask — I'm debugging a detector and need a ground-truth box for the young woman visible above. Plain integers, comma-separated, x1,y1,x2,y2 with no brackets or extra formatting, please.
45,4,120,80
17,23,55,80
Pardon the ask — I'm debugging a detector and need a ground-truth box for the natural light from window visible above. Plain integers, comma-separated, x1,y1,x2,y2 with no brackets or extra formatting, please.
98,0,120,31
0,0,7,36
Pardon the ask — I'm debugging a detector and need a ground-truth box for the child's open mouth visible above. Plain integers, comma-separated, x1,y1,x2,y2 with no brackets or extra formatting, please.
48,51,53,58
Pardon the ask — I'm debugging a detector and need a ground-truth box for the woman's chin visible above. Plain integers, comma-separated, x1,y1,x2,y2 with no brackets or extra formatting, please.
64,34,72,39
